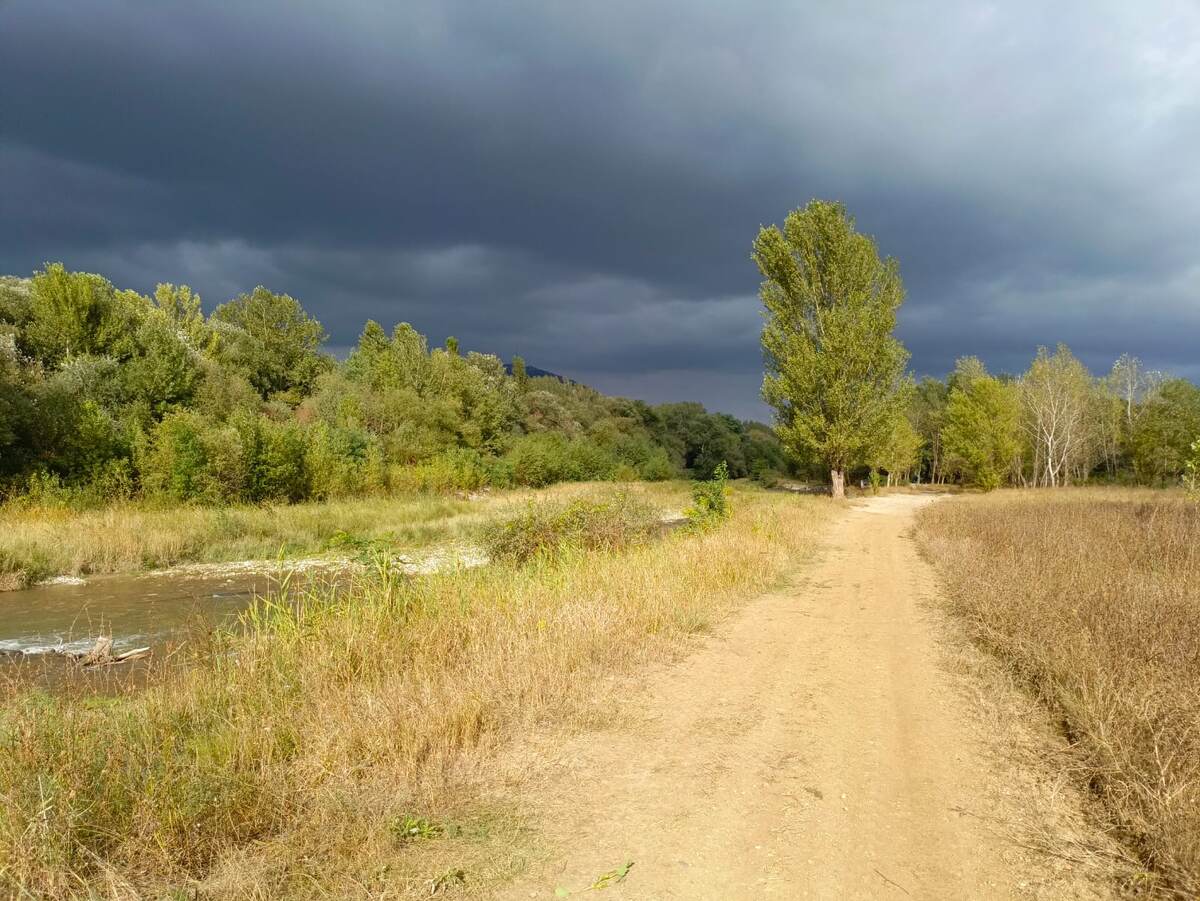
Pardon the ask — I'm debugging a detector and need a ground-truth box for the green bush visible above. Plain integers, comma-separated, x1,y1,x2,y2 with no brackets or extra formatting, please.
138,410,217,503
685,461,730,529
232,412,309,502
612,463,641,482
868,468,883,495
87,458,136,503
504,433,619,487
389,447,493,494
482,492,660,564
141,411,311,504
1,463,135,512
304,422,384,499
638,448,678,482
749,459,781,488
484,456,515,489
19,471,75,509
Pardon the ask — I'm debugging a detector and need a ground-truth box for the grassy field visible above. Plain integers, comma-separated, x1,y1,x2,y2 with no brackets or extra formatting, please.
918,488,1200,897
0,482,693,589
0,484,829,898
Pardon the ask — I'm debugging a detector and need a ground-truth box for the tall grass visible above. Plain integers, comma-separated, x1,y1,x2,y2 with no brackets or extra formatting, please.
918,489,1200,896
0,486,828,898
0,482,692,587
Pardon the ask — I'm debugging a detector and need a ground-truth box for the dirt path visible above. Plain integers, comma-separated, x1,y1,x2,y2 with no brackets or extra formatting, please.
495,494,1118,900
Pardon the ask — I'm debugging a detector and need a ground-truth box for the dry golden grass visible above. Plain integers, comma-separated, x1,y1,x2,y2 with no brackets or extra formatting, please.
0,485,829,899
0,482,692,587
918,488,1200,897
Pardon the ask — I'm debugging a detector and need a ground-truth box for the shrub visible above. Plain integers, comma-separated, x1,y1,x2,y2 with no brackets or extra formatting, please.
88,457,135,502
638,448,678,482
749,459,781,488
867,468,883,494
141,411,312,504
389,448,492,494
304,422,385,499
504,433,619,487
138,410,218,503
482,492,660,564
18,470,74,509
685,461,730,529
233,412,310,503
483,456,515,489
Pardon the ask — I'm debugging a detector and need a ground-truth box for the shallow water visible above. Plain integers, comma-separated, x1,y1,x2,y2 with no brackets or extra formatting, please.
0,569,289,658
0,545,487,661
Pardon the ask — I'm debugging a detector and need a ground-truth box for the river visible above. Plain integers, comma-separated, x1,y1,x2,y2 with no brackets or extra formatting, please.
0,568,320,660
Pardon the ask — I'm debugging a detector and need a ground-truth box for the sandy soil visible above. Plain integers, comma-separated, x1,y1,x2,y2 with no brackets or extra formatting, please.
493,493,1124,900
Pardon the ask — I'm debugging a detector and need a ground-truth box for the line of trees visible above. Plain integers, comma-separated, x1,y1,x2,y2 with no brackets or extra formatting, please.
755,200,1200,494
0,265,791,506
916,348,1200,489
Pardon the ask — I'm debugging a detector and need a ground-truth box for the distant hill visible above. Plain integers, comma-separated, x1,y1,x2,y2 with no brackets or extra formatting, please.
504,361,571,383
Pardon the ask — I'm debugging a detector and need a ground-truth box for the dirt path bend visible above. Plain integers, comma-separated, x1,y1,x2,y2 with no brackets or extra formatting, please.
496,494,1117,901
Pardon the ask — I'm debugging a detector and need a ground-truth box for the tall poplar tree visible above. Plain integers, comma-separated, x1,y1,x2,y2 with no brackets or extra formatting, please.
753,200,909,497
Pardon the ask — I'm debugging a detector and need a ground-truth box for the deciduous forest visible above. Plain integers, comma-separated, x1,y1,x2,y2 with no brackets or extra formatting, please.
4,263,1195,511
0,265,788,506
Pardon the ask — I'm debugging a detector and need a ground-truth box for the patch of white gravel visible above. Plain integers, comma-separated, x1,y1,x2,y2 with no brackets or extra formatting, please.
144,545,490,580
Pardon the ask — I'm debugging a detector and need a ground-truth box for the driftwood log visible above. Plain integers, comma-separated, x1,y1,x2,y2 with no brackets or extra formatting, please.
60,636,151,667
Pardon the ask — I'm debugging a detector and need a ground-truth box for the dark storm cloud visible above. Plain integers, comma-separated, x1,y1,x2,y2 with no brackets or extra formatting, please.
2,0,1198,417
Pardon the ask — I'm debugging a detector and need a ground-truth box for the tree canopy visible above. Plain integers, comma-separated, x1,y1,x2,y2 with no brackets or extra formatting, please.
0,265,789,504
941,358,1021,491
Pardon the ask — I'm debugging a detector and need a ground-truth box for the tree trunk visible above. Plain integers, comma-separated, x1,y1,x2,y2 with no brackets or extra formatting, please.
830,468,845,499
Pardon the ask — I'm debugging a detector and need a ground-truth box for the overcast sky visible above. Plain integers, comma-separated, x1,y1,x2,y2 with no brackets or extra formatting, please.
2,2,1198,419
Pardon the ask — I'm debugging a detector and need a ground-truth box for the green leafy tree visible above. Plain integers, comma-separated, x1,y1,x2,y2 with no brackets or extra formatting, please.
911,377,949,483
122,312,204,420
754,200,910,497
0,335,35,474
231,411,310,502
1020,345,1098,487
23,264,144,365
1130,379,1200,486
654,402,746,478
211,287,331,402
511,355,529,392
872,407,923,485
139,410,214,502
346,321,432,393
27,359,127,481
741,421,790,481
152,282,209,346
942,359,1021,490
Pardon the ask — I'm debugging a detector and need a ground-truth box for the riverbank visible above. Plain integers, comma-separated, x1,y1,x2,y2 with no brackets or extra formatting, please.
0,485,829,898
0,482,692,589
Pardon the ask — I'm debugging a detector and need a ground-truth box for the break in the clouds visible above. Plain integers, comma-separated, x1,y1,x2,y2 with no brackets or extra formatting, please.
2,1,1199,418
